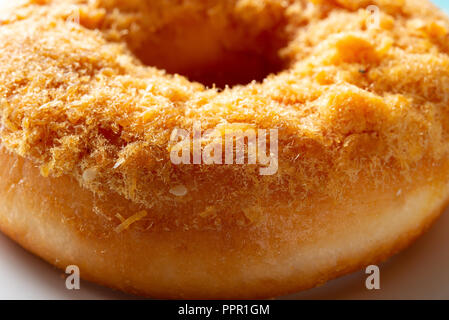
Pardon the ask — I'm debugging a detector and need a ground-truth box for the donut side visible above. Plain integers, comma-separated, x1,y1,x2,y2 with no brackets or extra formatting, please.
0,148,447,299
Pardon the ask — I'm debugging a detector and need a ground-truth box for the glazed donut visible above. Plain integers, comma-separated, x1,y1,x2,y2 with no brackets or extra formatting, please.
0,0,449,299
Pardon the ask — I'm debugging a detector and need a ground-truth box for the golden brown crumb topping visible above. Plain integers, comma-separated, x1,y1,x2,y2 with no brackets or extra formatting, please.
0,0,449,224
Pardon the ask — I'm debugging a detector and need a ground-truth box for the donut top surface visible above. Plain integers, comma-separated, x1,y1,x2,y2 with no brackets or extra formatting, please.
0,0,449,229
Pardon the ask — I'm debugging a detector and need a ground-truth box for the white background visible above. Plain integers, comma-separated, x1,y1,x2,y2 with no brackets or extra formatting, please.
1,0,449,299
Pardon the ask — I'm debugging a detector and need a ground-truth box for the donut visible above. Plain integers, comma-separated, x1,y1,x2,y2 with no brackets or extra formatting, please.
0,0,449,299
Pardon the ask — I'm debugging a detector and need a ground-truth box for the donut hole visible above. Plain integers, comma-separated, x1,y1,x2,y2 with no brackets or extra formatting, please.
131,19,290,89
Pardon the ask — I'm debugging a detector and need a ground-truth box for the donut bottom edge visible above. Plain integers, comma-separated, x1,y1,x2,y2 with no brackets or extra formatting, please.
0,149,447,299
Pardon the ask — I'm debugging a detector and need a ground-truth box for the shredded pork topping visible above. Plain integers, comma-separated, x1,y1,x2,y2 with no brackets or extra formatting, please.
0,0,448,223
